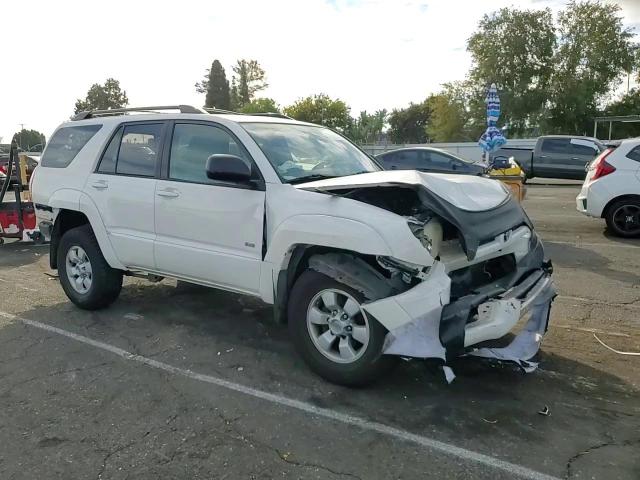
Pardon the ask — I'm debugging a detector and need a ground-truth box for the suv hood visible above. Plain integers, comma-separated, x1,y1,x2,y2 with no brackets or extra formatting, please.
295,170,509,212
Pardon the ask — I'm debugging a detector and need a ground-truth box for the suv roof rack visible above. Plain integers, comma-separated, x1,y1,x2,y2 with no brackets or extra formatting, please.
72,105,204,121
202,109,293,120
249,112,293,119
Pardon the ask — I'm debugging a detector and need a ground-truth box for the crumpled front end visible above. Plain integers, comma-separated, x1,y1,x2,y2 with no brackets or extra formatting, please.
362,231,555,376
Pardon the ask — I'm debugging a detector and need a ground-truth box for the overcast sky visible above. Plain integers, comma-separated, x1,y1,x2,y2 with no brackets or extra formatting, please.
1,0,639,143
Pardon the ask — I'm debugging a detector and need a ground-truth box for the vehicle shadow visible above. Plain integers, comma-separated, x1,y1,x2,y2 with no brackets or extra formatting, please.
0,241,48,269
545,241,640,284
15,280,639,440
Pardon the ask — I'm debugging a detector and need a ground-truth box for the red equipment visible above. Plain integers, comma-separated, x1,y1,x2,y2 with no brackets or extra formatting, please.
0,139,42,244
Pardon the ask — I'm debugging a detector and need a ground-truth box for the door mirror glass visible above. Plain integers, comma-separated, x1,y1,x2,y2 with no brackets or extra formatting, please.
206,154,252,183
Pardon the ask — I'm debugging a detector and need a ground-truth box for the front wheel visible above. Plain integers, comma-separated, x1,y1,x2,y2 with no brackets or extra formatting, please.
288,270,394,386
605,199,640,238
57,224,123,310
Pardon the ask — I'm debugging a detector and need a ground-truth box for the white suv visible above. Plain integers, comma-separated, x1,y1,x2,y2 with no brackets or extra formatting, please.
32,105,555,385
577,138,640,237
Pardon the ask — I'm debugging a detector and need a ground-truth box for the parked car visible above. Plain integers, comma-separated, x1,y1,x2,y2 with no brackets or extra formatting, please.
576,138,640,237
33,105,555,386
376,147,487,175
493,135,604,181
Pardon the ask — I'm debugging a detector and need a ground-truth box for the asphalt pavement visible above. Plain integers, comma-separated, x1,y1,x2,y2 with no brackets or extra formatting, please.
0,179,638,480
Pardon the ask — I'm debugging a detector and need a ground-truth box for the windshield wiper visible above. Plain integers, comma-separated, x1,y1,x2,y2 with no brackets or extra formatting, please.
286,174,338,184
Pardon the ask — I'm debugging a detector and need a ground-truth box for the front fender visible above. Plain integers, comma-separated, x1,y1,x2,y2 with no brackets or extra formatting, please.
265,214,392,269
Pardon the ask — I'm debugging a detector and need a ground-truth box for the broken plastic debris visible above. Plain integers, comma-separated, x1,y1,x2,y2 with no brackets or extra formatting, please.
124,313,144,321
225,348,234,353
237,367,244,372
537,405,550,416
442,365,456,384
593,334,640,356
482,418,498,424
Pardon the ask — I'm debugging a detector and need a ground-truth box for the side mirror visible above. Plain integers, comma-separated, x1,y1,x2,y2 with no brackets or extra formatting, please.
206,154,252,183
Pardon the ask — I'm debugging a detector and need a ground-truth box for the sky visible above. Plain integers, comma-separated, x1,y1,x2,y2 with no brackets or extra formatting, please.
1,0,639,143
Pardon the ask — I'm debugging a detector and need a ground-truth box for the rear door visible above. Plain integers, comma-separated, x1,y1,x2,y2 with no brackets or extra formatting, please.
84,122,165,270
567,139,600,179
537,138,573,178
153,121,265,294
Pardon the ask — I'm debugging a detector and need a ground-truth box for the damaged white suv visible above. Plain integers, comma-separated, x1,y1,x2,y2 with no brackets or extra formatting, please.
33,106,555,385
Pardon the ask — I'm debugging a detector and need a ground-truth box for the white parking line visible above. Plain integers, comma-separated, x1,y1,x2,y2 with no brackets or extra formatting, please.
0,310,560,480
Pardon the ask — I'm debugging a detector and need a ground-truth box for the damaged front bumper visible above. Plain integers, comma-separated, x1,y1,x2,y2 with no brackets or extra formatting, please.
362,260,556,372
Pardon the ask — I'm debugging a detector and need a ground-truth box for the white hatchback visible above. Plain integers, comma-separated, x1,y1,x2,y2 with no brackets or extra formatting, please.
577,138,640,237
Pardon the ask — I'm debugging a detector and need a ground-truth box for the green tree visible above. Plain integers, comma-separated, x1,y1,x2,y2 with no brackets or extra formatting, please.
604,88,640,139
467,7,556,137
387,101,430,143
74,78,129,113
546,1,635,135
195,59,231,109
425,92,468,142
284,94,351,131
15,129,46,151
232,59,268,109
346,110,387,144
239,97,280,114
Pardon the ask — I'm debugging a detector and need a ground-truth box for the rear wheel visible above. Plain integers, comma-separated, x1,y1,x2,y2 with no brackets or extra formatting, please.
288,270,394,386
605,199,640,238
57,224,123,310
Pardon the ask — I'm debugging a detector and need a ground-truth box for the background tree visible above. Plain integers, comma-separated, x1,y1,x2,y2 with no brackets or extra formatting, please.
239,97,280,114
346,110,387,144
195,60,231,109
546,1,635,135
604,88,640,139
232,60,268,109
74,78,129,113
467,7,556,137
425,92,468,142
15,129,46,151
284,94,351,131
387,101,430,143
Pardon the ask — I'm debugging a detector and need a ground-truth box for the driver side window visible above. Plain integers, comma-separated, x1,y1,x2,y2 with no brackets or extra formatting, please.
169,123,250,184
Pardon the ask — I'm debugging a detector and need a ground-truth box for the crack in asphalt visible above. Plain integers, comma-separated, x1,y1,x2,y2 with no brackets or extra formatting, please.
276,448,364,480
1,361,115,390
565,438,640,479
96,440,137,480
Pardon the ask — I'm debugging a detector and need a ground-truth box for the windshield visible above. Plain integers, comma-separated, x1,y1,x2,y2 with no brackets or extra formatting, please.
242,122,380,183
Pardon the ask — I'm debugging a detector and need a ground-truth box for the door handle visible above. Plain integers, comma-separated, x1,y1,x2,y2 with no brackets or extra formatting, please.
156,190,180,198
91,180,108,189
539,155,548,159
571,157,580,160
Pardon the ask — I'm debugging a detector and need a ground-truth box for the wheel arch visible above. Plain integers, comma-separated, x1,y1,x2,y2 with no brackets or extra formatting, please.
601,194,640,218
272,245,399,325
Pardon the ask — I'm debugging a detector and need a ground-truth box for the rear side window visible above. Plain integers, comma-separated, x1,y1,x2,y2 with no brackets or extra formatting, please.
626,146,640,162
41,125,102,168
115,123,163,177
541,138,571,154
97,127,124,174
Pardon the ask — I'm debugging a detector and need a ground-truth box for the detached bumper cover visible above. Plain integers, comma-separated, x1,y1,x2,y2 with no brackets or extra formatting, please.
363,261,556,374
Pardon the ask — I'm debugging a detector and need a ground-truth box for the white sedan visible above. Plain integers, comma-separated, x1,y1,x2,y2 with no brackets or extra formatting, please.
577,138,640,237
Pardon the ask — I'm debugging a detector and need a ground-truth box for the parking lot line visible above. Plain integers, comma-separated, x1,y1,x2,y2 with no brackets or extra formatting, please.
0,310,560,480
545,240,640,249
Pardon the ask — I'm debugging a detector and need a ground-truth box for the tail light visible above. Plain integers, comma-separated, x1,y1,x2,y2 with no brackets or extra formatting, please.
0,164,6,175
591,149,616,180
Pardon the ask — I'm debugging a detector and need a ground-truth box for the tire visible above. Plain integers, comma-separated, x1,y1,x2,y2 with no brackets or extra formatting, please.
57,224,123,310
605,199,640,238
288,270,395,386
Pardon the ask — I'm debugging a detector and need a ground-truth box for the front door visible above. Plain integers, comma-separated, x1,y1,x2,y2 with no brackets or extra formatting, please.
154,122,265,294
84,122,165,269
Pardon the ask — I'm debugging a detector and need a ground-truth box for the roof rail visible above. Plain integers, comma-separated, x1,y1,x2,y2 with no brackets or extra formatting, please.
249,112,293,119
202,107,241,115
71,105,204,121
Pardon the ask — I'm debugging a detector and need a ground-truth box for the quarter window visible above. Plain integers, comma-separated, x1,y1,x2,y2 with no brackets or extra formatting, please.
169,123,250,184
41,124,102,168
626,146,640,162
115,123,162,177
97,127,123,174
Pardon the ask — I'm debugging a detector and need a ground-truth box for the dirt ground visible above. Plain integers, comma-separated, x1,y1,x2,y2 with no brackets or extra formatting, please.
0,179,638,480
